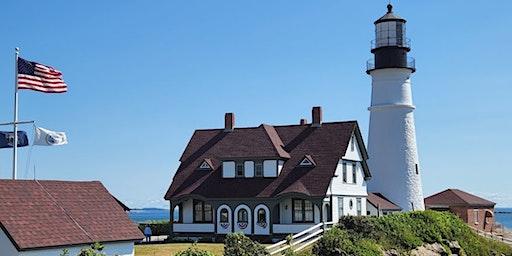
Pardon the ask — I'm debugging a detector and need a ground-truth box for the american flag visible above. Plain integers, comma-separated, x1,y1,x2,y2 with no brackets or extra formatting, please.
17,57,67,93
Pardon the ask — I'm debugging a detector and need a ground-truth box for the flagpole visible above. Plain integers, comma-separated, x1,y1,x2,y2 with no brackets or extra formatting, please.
12,47,19,180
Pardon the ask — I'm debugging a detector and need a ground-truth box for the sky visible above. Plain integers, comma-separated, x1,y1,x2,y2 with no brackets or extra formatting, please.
0,1,511,208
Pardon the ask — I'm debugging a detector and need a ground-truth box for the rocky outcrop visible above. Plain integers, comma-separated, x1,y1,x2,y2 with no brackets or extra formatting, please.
384,241,465,256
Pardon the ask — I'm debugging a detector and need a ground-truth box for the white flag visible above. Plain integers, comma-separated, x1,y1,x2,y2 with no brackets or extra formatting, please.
34,127,68,146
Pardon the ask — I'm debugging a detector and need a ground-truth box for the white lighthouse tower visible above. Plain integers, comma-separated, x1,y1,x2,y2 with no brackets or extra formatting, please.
366,4,425,211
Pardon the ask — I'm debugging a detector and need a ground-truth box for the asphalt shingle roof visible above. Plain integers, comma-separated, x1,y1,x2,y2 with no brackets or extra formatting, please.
424,189,495,208
0,180,143,251
166,121,370,200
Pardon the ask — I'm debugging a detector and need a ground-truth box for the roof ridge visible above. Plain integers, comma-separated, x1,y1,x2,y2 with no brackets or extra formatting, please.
35,180,94,243
191,120,359,131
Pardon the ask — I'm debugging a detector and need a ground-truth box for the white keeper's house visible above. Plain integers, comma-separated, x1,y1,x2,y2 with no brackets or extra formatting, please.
165,107,375,238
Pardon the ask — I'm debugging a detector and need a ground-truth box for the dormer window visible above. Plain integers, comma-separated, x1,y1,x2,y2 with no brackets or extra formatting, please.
198,159,213,170
299,158,312,166
299,155,316,167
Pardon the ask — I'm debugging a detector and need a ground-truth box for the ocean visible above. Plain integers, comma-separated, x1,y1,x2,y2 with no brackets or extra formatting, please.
129,208,170,223
496,208,512,230
129,207,512,229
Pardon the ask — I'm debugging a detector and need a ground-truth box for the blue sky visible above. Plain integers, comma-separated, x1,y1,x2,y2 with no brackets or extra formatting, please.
0,1,511,208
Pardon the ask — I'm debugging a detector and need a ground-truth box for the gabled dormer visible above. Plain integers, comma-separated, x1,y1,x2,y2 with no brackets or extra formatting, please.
198,158,214,170
298,155,316,167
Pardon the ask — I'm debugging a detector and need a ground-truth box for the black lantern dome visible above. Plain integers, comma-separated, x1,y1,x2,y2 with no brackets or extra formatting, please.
367,4,415,74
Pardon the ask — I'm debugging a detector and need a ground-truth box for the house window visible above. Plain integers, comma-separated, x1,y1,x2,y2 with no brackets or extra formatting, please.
257,209,266,223
236,162,244,177
255,161,263,177
293,199,314,223
352,163,357,184
338,197,344,218
220,208,229,223
193,200,212,223
342,163,347,183
357,198,362,216
473,209,479,224
351,135,355,151
238,209,248,223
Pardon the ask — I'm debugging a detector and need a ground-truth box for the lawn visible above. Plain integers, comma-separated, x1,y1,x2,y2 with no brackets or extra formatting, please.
135,243,225,256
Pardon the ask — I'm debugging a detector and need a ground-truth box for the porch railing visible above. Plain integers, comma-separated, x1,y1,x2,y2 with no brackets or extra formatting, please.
266,221,336,255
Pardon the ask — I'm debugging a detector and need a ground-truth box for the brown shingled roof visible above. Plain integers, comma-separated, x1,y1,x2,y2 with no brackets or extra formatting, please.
367,192,401,211
424,189,496,208
0,180,143,251
166,121,371,200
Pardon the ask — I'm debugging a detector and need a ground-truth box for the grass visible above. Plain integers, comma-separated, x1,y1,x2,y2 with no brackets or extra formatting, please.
135,243,224,256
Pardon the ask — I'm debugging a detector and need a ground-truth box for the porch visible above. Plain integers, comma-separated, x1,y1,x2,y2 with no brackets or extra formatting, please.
169,196,333,236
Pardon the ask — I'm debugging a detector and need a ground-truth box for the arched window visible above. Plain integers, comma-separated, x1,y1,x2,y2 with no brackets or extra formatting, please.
257,208,266,223
220,208,229,223
238,209,248,223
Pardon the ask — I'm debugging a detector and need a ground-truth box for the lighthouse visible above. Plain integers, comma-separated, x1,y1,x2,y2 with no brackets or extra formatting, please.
366,4,425,211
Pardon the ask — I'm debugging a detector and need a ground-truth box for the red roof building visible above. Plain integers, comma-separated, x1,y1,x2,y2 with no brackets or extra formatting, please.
424,189,496,232
366,192,401,216
0,180,143,256
165,107,373,237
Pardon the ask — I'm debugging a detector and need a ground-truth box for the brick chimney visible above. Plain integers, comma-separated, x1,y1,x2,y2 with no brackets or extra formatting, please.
224,113,235,132
312,107,322,127
300,118,307,125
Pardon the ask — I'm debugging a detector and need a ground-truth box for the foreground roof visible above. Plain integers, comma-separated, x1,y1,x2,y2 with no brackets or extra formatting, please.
166,121,370,200
367,192,401,211
0,180,143,251
424,189,496,208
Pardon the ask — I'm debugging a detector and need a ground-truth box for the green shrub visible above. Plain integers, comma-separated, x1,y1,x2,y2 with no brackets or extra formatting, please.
314,211,512,256
77,242,106,256
223,233,269,256
312,227,355,256
175,243,215,256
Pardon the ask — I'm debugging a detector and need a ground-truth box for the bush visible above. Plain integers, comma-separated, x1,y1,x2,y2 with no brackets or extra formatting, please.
223,233,269,256
312,227,355,256
315,211,512,256
175,243,215,256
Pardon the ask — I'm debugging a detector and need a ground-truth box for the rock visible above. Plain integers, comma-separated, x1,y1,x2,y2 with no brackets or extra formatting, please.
383,249,399,256
444,240,462,254
410,243,449,256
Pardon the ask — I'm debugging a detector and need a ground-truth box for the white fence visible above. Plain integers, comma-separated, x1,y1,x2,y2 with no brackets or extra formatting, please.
266,221,335,255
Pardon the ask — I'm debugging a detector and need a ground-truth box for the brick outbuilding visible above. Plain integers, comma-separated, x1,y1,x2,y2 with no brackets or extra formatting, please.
424,189,495,232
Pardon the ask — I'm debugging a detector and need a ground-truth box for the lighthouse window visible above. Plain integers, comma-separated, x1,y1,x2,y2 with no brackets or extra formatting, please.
396,22,404,45
415,164,419,174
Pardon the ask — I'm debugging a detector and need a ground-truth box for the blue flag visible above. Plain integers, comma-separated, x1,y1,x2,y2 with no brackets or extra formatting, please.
0,131,29,148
